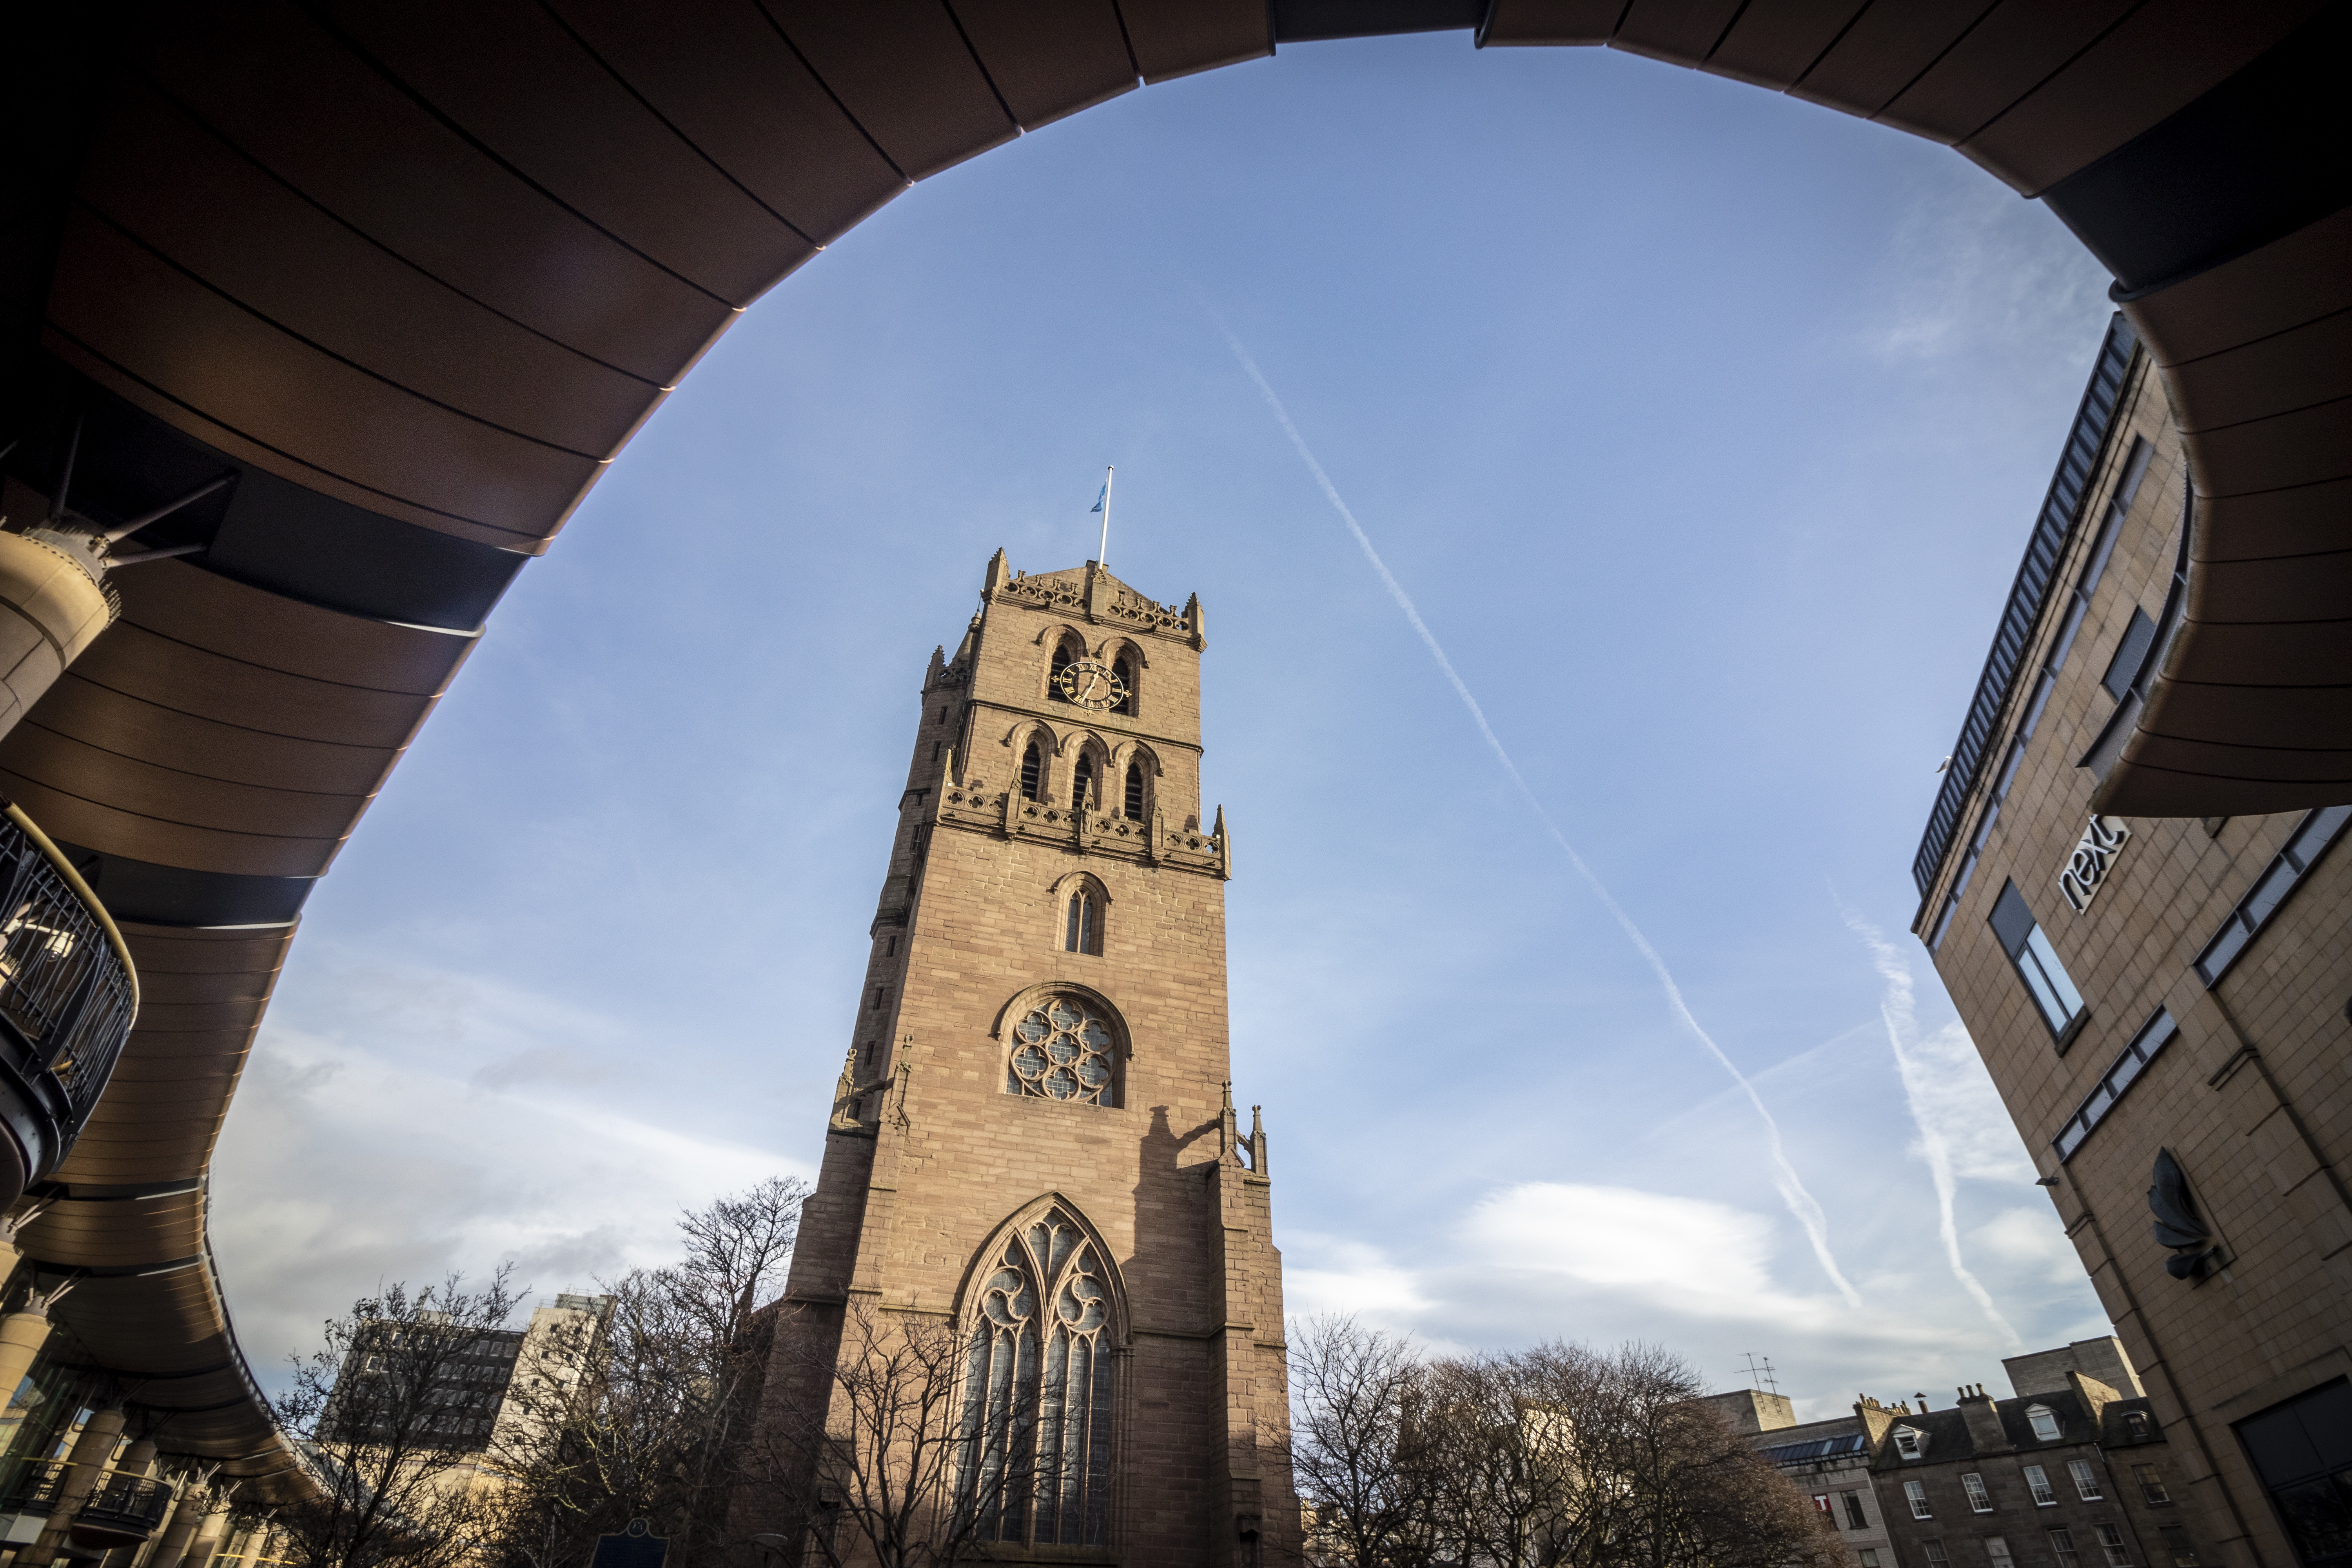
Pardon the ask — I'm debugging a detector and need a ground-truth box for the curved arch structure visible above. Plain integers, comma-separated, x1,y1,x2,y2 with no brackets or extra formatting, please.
0,0,2346,1496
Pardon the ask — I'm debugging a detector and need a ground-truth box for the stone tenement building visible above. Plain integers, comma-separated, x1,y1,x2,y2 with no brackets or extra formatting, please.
1717,1337,2211,1568
750,554,1296,1565
1914,312,2352,1567
1700,1387,1895,1565
1863,1339,2200,1568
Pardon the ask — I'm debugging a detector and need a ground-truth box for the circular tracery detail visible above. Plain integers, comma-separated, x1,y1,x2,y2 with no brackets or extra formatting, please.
1006,995,1117,1106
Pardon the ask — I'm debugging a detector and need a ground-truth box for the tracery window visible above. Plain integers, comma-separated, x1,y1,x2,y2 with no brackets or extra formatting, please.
1006,996,1116,1105
1123,760,1144,821
1020,740,1042,801
1064,892,1100,956
957,1208,1116,1548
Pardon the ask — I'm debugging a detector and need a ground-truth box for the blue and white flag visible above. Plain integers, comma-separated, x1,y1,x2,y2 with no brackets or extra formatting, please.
1089,482,1107,514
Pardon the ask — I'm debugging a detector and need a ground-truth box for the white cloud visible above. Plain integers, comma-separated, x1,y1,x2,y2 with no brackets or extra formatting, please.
1900,1018,2037,1184
1971,1206,2088,1287
1278,1179,2070,1425
211,952,805,1390
1849,164,2109,367
1465,1184,1808,1319
1286,1232,1437,1320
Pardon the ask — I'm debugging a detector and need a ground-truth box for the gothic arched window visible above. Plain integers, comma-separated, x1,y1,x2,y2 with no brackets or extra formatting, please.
1020,740,1042,802
958,1208,1116,1548
1047,641,1074,704
1064,891,1099,956
1123,760,1144,821
1112,655,1135,715
1071,753,1093,809
1005,996,1116,1105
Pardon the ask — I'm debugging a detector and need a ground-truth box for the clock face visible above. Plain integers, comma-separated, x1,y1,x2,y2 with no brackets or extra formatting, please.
1055,659,1127,712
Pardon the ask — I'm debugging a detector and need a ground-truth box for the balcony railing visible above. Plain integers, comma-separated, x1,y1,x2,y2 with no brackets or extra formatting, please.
74,1473,175,1543
0,1459,69,1514
0,800,139,1186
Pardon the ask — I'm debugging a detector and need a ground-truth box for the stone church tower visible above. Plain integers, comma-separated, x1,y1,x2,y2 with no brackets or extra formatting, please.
754,552,1296,1566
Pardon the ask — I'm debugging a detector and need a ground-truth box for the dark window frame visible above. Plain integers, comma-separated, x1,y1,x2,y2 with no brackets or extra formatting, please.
1990,881,2089,1042
2053,1008,2177,1162
2194,805,2352,985
2100,607,2159,700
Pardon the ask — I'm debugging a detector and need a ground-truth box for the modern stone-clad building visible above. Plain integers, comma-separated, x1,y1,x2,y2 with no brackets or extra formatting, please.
746,555,1296,1565
1913,314,2352,1568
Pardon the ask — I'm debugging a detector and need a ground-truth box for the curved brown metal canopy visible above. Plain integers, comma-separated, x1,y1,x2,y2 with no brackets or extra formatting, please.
0,0,2345,1484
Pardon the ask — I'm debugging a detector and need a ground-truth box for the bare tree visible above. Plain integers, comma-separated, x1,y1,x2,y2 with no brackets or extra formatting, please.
274,1270,523,1568
1290,1316,1441,1568
1534,1342,1841,1568
1289,1325,1841,1568
754,1300,1011,1568
1417,1350,1590,1568
486,1176,809,1568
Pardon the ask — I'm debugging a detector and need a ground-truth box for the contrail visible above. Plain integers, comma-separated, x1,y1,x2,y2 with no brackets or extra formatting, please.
1842,908,2020,1344
1216,319,1862,1308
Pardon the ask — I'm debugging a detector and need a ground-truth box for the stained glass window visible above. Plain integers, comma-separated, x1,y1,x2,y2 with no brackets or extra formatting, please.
958,1208,1117,1548
1006,997,1117,1106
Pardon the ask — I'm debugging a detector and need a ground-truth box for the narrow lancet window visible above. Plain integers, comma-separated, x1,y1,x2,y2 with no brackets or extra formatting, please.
1123,761,1144,821
1048,643,1073,703
1112,657,1135,715
1065,893,1098,955
1020,741,1042,802
1071,755,1093,809
958,1208,1116,1548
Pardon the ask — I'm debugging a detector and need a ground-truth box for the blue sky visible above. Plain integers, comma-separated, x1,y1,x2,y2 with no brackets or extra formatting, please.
211,33,2123,1419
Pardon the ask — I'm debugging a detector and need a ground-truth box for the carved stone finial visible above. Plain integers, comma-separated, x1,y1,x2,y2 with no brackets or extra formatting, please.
828,1048,863,1132
982,548,1011,599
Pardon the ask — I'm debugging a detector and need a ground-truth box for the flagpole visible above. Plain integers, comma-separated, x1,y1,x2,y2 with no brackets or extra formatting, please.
1098,465,1113,568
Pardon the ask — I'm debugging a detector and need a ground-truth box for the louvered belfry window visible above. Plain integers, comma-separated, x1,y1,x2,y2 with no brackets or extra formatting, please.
957,1208,1116,1548
1020,741,1042,801
1123,761,1144,820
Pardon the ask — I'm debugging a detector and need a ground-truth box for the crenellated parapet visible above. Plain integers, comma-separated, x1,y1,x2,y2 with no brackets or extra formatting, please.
983,554,1201,646
932,780,1229,878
